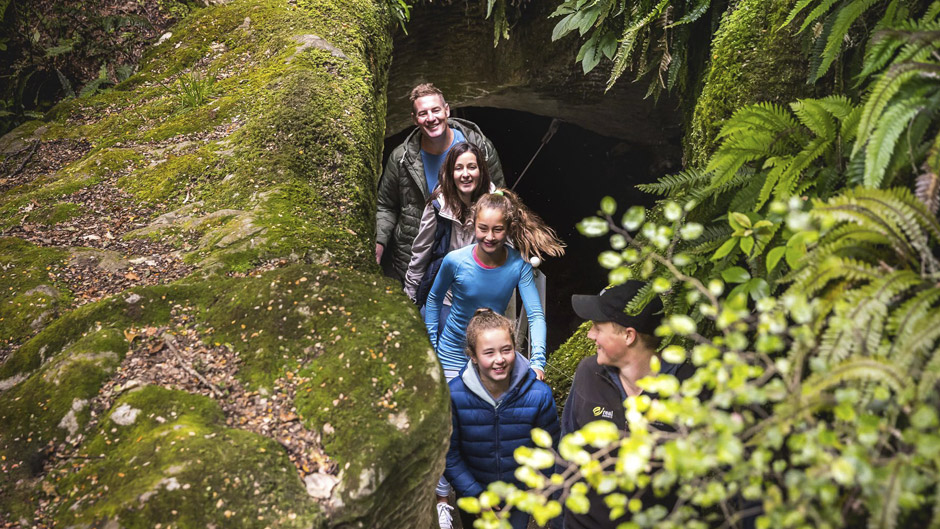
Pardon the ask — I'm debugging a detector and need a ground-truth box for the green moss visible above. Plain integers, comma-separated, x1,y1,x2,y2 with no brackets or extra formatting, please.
0,148,142,229
119,149,219,205
545,321,595,413
0,238,69,345
0,0,448,524
686,0,812,165
48,386,323,529
0,328,127,518
24,202,82,225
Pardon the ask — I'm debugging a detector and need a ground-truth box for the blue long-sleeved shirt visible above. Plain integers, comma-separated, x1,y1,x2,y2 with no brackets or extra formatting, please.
425,244,547,371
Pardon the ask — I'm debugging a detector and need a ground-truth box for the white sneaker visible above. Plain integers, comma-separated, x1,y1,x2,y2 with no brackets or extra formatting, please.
436,501,454,529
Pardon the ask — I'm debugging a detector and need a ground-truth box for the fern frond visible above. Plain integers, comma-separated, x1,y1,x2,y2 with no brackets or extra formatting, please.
775,135,836,202
915,131,940,214
791,98,838,139
890,306,940,374
816,94,858,121
606,0,670,90
801,356,907,401
811,190,921,266
786,256,883,297
793,0,839,33
917,342,940,400
729,171,767,212
863,93,928,188
868,460,903,529
686,224,734,255
624,281,658,315
817,271,920,363
666,0,710,27
815,0,881,81
637,169,709,197
855,56,936,158
708,103,804,189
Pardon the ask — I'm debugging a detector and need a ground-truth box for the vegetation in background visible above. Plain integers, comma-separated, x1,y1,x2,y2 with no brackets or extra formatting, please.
467,2,940,528
0,0,190,135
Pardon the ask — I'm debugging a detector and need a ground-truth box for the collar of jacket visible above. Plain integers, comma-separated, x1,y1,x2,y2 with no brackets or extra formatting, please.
435,182,497,223
459,352,531,408
399,118,489,199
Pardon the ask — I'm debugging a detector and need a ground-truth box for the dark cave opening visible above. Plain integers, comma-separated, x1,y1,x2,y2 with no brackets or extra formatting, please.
384,106,682,354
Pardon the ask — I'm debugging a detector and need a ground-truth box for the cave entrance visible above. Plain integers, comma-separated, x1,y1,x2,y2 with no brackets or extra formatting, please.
384,107,682,353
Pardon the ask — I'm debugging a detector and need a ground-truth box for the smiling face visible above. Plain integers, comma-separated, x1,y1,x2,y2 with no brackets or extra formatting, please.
471,328,516,393
453,151,481,203
412,94,449,139
587,321,630,367
474,207,508,257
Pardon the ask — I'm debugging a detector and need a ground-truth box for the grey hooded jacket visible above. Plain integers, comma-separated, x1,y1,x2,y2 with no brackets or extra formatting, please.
376,118,504,280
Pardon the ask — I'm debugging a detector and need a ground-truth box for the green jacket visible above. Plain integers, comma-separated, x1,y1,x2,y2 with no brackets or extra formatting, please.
376,118,505,280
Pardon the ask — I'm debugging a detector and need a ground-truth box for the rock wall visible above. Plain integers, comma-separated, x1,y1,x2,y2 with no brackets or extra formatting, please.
0,1,450,527
385,1,684,151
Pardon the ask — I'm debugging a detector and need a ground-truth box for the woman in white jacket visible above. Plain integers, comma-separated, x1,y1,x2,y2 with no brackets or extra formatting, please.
404,141,495,311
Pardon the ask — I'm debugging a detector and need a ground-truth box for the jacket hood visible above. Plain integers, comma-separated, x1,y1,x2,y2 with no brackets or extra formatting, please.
399,117,490,164
460,352,532,408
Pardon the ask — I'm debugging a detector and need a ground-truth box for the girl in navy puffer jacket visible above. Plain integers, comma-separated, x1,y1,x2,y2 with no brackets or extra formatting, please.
445,308,560,529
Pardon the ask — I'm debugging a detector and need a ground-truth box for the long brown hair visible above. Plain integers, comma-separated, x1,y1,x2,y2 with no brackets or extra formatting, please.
472,189,566,261
465,308,515,358
430,142,492,224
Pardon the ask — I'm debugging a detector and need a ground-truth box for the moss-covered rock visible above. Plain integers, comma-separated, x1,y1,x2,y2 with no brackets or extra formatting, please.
686,0,812,165
0,260,448,526
0,0,449,526
0,238,70,348
48,386,324,529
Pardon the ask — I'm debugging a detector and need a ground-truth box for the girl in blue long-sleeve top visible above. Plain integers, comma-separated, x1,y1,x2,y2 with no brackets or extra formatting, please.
429,189,564,528
425,189,565,381
445,308,560,529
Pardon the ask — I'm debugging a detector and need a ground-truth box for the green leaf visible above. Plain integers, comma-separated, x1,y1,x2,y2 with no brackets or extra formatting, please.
766,246,786,273
608,266,632,285
622,206,646,231
712,238,738,261
598,251,623,269
721,266,751,284
600,195,617,215
577,216,609,237
740,236,755,256
731,212,752,229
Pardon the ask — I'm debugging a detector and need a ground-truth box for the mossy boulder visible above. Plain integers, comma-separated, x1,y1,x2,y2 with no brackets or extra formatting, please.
545,321,593,414
686,0,812,165
0,0,449,526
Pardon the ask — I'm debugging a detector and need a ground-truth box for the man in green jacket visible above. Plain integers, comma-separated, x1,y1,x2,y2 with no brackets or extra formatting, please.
375,83,505,282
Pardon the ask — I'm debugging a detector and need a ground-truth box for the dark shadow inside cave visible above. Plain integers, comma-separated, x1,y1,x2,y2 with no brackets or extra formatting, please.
384,106,682,354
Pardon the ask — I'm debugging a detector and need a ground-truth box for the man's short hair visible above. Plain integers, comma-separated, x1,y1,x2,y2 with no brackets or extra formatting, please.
409,83,446,112
608,321,661,351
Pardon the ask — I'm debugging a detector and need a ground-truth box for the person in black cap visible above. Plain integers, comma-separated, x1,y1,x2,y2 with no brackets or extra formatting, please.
560,280,694,529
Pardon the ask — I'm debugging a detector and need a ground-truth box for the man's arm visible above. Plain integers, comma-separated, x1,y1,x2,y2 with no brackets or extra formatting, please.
375,152,402,262
480,135,506,188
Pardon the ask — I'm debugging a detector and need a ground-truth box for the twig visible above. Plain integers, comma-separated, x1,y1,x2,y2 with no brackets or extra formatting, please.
163,334,222,398
9,141,40,179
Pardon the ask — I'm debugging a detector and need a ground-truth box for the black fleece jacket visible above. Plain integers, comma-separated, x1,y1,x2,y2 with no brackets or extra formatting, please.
559,355,696,529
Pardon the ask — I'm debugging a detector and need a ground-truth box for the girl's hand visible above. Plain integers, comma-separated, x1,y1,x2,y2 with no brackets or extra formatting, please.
533,368,544,381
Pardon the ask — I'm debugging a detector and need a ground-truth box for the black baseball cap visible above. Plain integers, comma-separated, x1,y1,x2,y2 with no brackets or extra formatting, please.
571,281,663,335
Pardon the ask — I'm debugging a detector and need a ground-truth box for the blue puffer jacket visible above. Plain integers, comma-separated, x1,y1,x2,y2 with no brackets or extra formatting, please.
445,353,560,498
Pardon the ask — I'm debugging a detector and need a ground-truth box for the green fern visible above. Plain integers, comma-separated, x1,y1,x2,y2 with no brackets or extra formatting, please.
637,169,711,196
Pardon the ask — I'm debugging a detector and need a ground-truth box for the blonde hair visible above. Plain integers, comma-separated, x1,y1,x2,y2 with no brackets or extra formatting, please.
465,308,515,357
472,189,566,261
